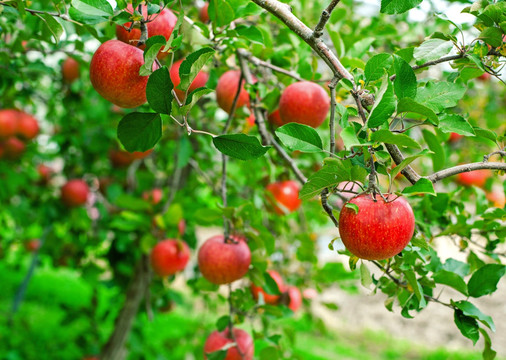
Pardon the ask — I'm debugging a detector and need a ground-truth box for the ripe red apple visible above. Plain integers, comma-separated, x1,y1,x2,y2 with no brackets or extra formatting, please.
4,137,26,159
169,59,209,101
338,194,415,260
37,164,53,184
449,132,463,143
143,188,163,205
25,239,41,252
0,109,19,138
198,235,251,284
250,270,285,305
216,70,254,114
109,149,135,168
150,239,190,276
61,179,89,207
90,40,158,108
279,81,330,128
116,6,177,59
178,219,186,236
287,286,302,312
267,109,283,127
131,149,153,160
266,180,301,215
199,3,209,23
204,328,254,360
456,170,491,188
16,112,39,140
477,72,490,81
62,57,80,84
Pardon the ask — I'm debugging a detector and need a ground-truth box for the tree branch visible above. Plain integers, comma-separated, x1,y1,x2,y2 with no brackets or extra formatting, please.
313,0,341,38
237,48,305,82
426,162,506,183
390,54,465,81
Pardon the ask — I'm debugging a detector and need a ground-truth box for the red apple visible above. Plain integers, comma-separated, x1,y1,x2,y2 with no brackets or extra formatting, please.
169,59,209,101
62,57,80,84
477,72,490,81
0,109,19,138
150,239,190,276
266,180,301,215
61,179,89,207
279,81,330,128
16,112,39,140
90,40,158,108
178,219,186,236
131,149,153,159
198,235,251,284
287,286,302,312
449,132,463,143
456,170,491,188
116,6,177,59
109,149,134,168
4,137,26,159
267,109,283,128
486,188,505,208
199,3,210,23
250,270,285,305
216,70,254,114
37,164,53,184
338,194,415,260
25,239,41,252
204,328,254,360
143,188,163,205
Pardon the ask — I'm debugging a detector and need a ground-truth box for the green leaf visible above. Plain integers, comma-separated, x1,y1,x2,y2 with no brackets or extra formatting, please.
367,76,396,128
479,328,497,360
140,44,163,77
365,53,393,82
452,300,495,331
433,270,468,295
212,134,271,160
39,14,64,44
371,129,421,149
179,48,215,93
393,56,417,100
360,262,372,288
415,81,466,113
404,270,427,308
454,310,480,345
69,7,107,24
209,0,235,27
178,87,213,116
206,349,228,360
479,27,503,47
474,127,498,142
235,25,264,44
71,0,113,16
439,114,475,136
275,123,323,153
340,126,363,148
117,112,162,152
396,98,439,125
422,129,445,172
380,0,423,14
468,264,506,298
402,178,436,196
146,66,173,114
216,315,230,332
345,203,359,214
414,39,454,63
263,272,282,295
259,346,280,360
390,149,432,179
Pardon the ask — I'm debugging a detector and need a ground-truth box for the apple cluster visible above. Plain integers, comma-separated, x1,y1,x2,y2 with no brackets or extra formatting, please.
0,109,39,160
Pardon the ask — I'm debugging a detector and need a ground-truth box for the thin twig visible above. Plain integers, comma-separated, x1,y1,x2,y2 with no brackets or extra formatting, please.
390,53,465,81
237,49,305,81
313,0,341,38
426,162,506,183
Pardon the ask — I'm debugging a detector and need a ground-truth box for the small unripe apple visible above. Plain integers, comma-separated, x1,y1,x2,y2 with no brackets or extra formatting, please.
90,40,158,108
456,170,491,188
287,286,302,312
116,6,177,59
267,109,283,127
150,239,190,276
62,57,80,84
204,328,254,360
251,270,285,305
16,112,39,140
169,59,209,101
199,3,209,23
61,179,89,207
339,194,415,260
198,235,251,284
0,109,20,138
266,180,301,215
143,188,163,205
279,81,330,128
216,70,254,114
4,137,26,159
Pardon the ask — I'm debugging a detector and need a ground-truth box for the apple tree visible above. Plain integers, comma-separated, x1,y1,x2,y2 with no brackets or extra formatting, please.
0,0,505,359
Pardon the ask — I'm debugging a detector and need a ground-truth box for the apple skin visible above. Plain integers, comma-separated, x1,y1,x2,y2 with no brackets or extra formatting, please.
178,219,186,236
116,7,177,59
90,40,158,108
216,70,254,114
487,189,505,208
456,170,491,188
150,239,190,276
0,109,19,138
199,3,210,23
198,235,251,285
169,59,209,101
25,239,41,252
204,328,254,360
267,109,283,128
449,132,463,143
266,180,301,215
61,179,89,207
143,188,163,205
477,72,490,81
338,194,415,260
62,57,80,84
287,286,302,312
4,137,26,159
37,164,53,184
16,112,39,140
279,81,330,128
251,270,285,305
